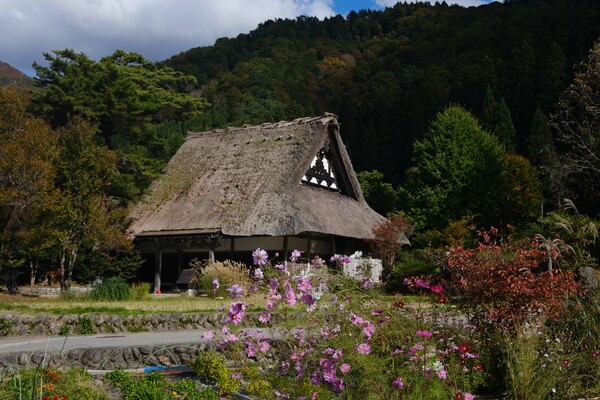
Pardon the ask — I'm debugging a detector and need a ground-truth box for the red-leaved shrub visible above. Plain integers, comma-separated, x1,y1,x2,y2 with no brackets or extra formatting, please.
441,228,580,326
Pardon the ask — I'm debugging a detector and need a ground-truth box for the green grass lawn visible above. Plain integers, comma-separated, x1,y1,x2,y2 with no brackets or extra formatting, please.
0,292,265,316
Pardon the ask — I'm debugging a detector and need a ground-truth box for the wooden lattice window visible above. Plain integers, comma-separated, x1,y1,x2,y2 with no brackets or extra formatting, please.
302,149,339,191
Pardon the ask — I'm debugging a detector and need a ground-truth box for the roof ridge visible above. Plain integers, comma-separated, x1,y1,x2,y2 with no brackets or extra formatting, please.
186,113,338,140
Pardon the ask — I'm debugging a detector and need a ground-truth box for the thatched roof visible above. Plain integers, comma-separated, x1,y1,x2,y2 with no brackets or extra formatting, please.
128,113,387,239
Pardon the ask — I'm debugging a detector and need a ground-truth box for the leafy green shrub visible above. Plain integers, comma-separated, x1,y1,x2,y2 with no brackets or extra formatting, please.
171,378,218,399
385,250,437,293
0,318,13,335
132,282,152,299
106,370,218,400
190,351,240,395
105,370,170,400
75,316,94,334
59,323,71,336
88,277,132,301
243,365,273,398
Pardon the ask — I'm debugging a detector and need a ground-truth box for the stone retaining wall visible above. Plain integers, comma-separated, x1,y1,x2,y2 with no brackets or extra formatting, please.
0,339,278,372
0,342,219,371
0,312,227,337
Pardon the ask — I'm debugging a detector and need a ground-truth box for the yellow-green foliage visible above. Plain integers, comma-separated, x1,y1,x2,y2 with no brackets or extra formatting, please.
243,365,273,398
190,351,240,395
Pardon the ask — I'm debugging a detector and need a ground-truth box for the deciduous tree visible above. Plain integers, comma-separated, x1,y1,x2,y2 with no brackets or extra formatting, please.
53,117,117,290
550,38,600,209
399,105,506,231
0,86,58,293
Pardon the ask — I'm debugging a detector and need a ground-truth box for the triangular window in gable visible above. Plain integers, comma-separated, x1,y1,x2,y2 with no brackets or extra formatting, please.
302,148,339,191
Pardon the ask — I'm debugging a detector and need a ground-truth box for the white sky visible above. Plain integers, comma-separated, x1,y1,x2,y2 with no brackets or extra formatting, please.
0,0,497,76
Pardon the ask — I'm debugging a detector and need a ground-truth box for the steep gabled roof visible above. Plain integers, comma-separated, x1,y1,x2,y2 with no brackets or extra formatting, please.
128,114,386,239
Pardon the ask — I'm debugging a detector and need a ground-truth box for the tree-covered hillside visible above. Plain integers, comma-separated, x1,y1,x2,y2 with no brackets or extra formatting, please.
0,61,33,88
164,0,600,187
4,0,600,288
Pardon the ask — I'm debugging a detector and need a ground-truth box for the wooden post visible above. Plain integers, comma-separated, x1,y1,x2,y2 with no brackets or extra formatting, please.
208,248,215,266
177,249,183,278
154,246,162,294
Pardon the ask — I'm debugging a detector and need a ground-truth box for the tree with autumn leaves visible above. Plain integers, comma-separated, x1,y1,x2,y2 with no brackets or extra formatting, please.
0,87,127,290
0,86,57,293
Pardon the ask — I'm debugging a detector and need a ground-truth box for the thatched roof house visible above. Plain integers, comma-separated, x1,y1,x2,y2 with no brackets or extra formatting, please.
128,113,388,291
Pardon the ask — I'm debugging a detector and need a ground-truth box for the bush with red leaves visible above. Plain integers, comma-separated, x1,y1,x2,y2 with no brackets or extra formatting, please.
441,228,580,326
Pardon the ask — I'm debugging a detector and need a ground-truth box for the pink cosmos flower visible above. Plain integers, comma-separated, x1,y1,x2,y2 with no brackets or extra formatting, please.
311,256,324,268
265,299,276,310
350,313,364,326
227,302,246,325
226,333,238,342
392,376,404,389
202,331,214,340
332,349,343,360
430,284,444,294
289,249,303,263
416,329,433,338
464,393,475,400
363,323,376,340
212,277,219,294
340,363,351,374
258,341,270,353
415,278,430,289
301,293,315,306
270,278,279,290
254,268,264,280
246,345,256,358
280,360,290,374
356,343,371,355
297,278,312,292
258,311,271,323
331,377,345,391
323,369,337,383
437,369,447,379
310,371,321,385
285,286,296,305
227,284,243,299
252,248,268,266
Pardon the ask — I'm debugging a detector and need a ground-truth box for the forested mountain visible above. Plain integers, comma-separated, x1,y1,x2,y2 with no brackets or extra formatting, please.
3,0,600,287
0,61,33,88
164,0,600,186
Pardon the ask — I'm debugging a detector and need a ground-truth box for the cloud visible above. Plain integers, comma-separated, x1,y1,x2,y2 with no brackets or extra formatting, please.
0,0,336,75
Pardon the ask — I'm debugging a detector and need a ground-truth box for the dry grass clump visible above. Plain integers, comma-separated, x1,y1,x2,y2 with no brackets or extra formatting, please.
192,259,253,297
